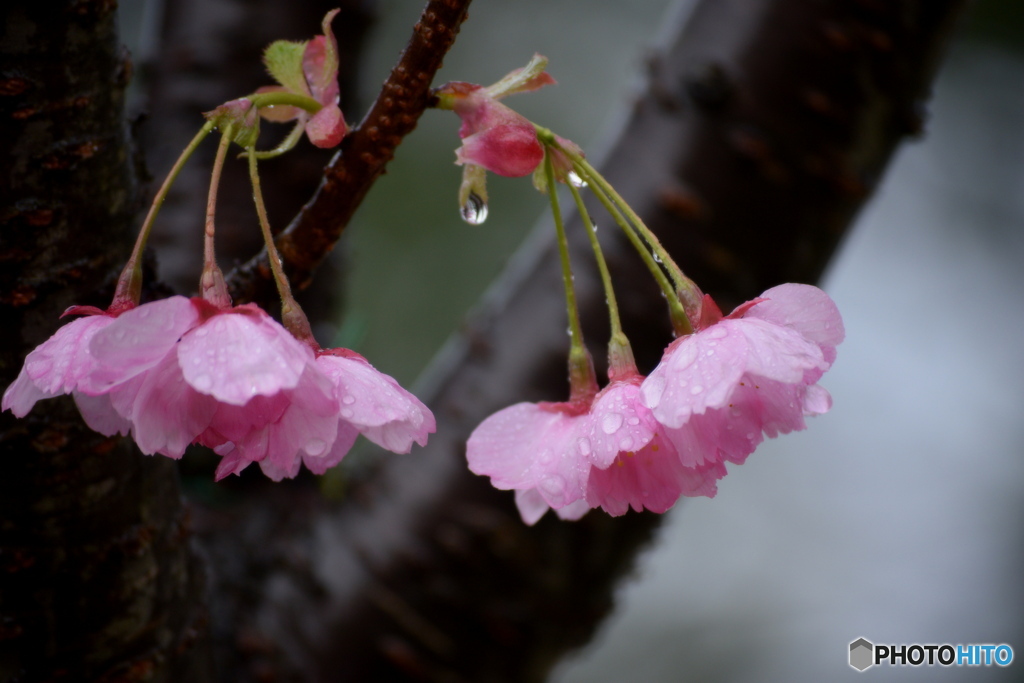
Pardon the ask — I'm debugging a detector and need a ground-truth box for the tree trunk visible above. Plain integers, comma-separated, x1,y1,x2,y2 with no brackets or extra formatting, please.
0,1,213,680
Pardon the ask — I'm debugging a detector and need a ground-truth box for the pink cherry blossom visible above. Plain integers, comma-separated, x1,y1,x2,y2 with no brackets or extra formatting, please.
74,296,338,477
640,283,844,470
468,371,722,523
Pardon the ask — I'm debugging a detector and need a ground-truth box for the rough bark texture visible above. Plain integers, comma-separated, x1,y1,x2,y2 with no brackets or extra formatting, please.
194,1,966,681
0,1,212,680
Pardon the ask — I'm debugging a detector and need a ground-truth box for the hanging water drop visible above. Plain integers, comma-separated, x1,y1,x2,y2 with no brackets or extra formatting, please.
591,222,599,232
460,192,488,225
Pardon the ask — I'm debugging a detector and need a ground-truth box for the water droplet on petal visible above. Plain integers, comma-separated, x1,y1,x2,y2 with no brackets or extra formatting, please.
577,437,592,456
709,326,727,339
601,412,624,434
192,374,212,391
619,436,633,450
627,416,640,426
690,384,704,395
342,395,355,405
341,408,354,419
460,192,488,225
641,374,666,408
539,474,566,497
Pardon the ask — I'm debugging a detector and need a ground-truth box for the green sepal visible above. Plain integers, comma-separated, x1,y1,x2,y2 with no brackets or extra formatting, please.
263,40,311,97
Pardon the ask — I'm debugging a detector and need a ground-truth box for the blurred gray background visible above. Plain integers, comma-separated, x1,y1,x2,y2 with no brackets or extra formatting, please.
121,0,1024,679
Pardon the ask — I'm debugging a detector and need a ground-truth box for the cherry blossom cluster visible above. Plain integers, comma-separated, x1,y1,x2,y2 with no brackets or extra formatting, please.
468,285,842,522
3,299,433,480
436,57,845,523
3,11,434,480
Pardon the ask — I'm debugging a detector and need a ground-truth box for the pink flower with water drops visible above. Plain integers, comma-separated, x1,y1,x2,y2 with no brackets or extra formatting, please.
468,370,719,522
82,297,339,477
640,283,844,471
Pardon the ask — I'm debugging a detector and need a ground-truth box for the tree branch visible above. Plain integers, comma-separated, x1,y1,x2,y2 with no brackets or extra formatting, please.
227,0,475,305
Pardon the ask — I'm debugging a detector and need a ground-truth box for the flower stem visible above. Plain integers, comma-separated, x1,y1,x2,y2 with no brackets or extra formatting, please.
574,157,699,300
112,121,215,309
200,127,234,308
246,91,323,115
567,181,641,379
571,160,692,336
546,152,597,402
246,146,317,348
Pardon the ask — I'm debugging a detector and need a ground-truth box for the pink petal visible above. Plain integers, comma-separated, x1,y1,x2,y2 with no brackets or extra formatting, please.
214,446,251,481
803,384,833,414
177,307,311,406
456,124,544,177
305,102,347,148
744,283,845,364
316,352,434,454
8,314,116,404
466,402,588,508
642,318,824,429
586,433,725,515
2,370,48,417
87,296,198,392
128,351,217,458
303,9,341,106
514,488,551,526
74,392,132,437
453,95,527,138
581,379,657,469
207,367,339,480
303,421,359,475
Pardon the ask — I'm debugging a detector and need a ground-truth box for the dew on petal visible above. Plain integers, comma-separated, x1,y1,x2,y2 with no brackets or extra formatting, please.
192,374,213,392
342,395,355,405
708,326,727,339
601,412,624,434
577,437,592,456
690,384,704,395
539,474,566,497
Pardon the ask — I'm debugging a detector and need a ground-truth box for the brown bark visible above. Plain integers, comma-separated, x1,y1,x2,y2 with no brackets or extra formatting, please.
0,1,212,680
194,1,967,681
